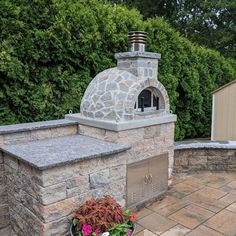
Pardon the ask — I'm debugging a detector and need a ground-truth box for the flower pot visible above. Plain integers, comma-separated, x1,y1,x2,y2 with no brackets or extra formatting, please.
70,224,135,236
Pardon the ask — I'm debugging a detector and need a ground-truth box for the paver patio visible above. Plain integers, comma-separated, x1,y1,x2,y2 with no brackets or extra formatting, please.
134,171,236,236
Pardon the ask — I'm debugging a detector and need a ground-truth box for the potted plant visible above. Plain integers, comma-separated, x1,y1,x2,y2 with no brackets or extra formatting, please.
70,196,136,236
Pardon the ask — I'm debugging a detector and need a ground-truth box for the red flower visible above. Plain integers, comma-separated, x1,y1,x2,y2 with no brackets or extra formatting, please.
129,214,136,222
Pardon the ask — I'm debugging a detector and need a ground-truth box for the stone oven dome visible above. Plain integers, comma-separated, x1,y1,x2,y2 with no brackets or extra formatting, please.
80,66,170,121
66,31,176,131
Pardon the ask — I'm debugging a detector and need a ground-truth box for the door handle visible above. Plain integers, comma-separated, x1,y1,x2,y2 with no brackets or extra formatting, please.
148,174,153,184
144,175,149,185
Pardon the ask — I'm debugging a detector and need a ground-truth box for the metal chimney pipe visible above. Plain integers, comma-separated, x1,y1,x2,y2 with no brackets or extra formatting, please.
128,31,147,52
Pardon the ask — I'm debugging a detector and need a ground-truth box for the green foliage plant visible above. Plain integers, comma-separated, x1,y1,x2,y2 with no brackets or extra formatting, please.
71,196,135,236
1,0,236,140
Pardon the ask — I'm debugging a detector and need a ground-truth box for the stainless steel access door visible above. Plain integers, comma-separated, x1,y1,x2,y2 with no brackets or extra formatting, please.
126,153,168,208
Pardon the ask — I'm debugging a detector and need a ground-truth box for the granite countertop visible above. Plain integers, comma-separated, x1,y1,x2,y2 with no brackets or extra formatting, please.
1,135,130,170
0,119,78,135
175,140,236,150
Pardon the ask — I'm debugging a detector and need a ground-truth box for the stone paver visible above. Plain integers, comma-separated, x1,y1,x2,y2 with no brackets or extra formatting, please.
135,171,236,236
168,204,214,229
160,225,190,236
186,225,224,236
205,210,236,235
226,202,236,213
138,213,177,235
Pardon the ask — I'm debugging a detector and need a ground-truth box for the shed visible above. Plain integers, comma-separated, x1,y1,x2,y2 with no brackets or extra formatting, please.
211,80,236,141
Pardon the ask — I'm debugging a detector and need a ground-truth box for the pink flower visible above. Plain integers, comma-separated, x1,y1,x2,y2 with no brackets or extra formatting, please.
127,229,133,235
115,214,122,221
95,227,101,235
129,215,136,222
82,224,92,236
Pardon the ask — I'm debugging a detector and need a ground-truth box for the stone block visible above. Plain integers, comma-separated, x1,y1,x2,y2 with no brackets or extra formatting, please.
226,150,236,157
16,190,43,221
41,197,77,223
0,226,11,236
104,130,119,142
227,156,236,164
227,165,236,171
109,165,126,181
79,125,106,139
192,149,206,156
109,179,126,200
0,204,9,229
175,150,192,159
206,149,222,156
66,175,88,189
174,156,188,166
208,164,228,171
144,126,160,139
189,156,207,166
43,214,72,236
0,135,3,146
207,155,229,165
8,202,44,236
4,132,32,145
89,169,110,189
92,186,110,199
51,126,78,138
9,208,27,236
40,166,74,187
0,151,3,163
67,186,87,198
66,176,89,198
31,129,52,141
4,156,18,171
38,183,67,205
73,191,94,208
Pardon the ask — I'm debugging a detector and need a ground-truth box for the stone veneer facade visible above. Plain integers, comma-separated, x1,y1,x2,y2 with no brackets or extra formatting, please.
174,148,236,173
2,151,128,236
0,122,175,236
0,34,177,235
81,52,170,121
0,120,79,235
79,123,175,178
67,50,177,180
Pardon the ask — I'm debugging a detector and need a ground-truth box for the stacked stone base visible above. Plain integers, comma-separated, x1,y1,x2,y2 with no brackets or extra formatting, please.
79,123,175,178
3,152,127,236
0,120,78,235
0,120,175,236
174,148,236,173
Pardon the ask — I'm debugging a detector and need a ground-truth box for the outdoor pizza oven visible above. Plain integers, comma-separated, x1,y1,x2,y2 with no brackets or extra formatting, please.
66,32,176,208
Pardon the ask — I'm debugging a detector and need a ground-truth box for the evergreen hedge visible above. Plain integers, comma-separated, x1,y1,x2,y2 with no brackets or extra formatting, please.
0,0,236,140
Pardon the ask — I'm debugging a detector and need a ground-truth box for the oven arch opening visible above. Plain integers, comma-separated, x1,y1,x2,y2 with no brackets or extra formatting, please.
134,87,165,113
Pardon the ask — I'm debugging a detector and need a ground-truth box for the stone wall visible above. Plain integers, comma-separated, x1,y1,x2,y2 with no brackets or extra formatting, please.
0,120,79,235
4,151,127,236
79,122,175,178
0,124,78,146
174,148,236,173
0,151,9,234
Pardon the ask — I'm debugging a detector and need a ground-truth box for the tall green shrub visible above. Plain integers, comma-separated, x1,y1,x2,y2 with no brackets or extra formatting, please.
0,0,235,140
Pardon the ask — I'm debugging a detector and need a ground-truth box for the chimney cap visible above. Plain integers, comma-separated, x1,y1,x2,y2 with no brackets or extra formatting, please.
128,31,147,52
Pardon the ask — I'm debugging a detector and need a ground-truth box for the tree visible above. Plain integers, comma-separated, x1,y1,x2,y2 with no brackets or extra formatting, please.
109,0,236,59
175,0,236,59
0,0,235,139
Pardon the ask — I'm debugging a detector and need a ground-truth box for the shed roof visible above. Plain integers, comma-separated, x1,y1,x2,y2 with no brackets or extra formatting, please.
212,79,236,94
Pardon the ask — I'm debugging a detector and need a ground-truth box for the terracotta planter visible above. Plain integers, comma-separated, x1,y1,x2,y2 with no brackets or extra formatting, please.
70,224,135,236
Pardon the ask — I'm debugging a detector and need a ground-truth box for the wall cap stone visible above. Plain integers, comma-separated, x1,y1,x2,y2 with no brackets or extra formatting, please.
65,113,177,131
0,119,78,135
115,51,161,60
175,140,236,150
1,134,130,170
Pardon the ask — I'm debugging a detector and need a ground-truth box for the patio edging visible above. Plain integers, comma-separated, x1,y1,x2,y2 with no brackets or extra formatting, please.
174,141,236,173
